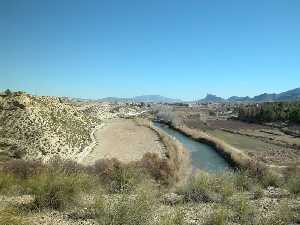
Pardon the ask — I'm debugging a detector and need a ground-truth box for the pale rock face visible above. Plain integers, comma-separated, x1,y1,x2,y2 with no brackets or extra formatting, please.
0,92,148,162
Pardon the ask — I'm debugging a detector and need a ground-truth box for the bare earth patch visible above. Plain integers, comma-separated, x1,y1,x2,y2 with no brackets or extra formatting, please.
81,119,165,165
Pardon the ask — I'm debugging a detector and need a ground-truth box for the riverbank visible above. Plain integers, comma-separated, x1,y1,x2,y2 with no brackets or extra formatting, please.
156,120,267,174
135,119,192,186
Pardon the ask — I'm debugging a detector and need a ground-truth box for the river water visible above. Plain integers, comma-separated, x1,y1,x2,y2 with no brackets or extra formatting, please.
154,123,232,173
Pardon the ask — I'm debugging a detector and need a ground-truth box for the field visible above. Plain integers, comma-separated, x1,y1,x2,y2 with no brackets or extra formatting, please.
157,105,300,168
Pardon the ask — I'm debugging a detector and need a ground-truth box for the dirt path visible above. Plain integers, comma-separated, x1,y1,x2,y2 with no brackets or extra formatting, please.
81,119,165,165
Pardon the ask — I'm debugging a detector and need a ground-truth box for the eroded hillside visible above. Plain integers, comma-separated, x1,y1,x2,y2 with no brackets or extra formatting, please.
0,92,101,161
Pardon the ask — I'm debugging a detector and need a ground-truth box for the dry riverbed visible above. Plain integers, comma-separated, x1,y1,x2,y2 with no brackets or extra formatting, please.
81,119,165,165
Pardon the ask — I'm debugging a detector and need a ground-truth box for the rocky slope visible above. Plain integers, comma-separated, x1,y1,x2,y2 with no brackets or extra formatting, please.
0,91,101,161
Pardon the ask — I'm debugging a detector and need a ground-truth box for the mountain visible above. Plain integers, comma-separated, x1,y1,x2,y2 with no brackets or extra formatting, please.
276,88,300,101
197,88,300,103
198,94,225,103
133,95,181,103
98,95,181,103
227,96,251,102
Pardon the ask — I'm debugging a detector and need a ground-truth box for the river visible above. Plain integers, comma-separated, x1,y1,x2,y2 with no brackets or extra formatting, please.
154,123,232,172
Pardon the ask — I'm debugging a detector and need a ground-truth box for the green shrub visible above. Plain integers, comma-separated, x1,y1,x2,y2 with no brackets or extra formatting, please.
95,185,156,225
178,172,235,203
0,207,28,225
230,196,256,225
258,170,282,188
26,172,92,210
159,208,185,225
233,170,254,191
94,158,144,193
252,185,264,199
0,172,19,194
178,174,212,203
205,206,231,225
286,176,300,195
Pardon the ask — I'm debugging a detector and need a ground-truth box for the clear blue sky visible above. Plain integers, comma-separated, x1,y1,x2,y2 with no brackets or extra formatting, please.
1,0,300,100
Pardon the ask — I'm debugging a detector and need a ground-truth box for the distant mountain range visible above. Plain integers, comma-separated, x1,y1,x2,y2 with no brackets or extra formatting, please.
98,95,182,103
197,88,300,103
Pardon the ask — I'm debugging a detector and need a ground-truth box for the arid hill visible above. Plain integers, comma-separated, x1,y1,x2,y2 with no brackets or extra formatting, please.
0,91,101,161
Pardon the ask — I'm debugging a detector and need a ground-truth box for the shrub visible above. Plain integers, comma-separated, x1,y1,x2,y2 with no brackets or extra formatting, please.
95,185,156,225
94,158,143,193
159,208,185,225
178,174,212,203
47,157,86,175
139,153,175,186
0,207,28,225
252,185,264,199
2,159,43,179
233,170,254,191
230,196,256,225
0,172,19,194
258,169,282,188
286,176,300,195
178,172,234,203
26,172,90,210
205,206,231,225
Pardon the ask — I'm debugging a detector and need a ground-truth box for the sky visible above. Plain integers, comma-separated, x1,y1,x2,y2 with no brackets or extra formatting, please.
1,0,300,100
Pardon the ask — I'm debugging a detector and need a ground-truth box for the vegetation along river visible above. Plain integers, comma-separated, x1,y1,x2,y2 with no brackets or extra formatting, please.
154,122,232,172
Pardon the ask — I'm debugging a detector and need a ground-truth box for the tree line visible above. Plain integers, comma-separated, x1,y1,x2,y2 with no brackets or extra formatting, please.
238,102,300,124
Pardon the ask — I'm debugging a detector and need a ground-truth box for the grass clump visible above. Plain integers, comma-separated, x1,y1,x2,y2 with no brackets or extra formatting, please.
205,206,232,225
94,158,144,193
286,176,300,195
258,169,282,188
0,172,19,195
233,170,255,191
95,184,157,225
0,207,28,225
230,196,256,225
159,208,185,225
26,172,93,210
178,172,235,203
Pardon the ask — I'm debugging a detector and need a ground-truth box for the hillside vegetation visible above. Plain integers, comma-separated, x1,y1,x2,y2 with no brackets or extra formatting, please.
0,91,101,161
238,102,300,124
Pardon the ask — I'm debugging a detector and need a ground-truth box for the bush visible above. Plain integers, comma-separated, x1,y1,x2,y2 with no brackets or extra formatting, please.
233,170,255,191
205,206,231,225
178,172,234,203
47,157,86,175
0,172,19,194
159,208,185,225
258,169,282,188
2,159,43,179
286,176,300,195
139,153,175,186
94,158,143,193
26,172,91,210
252,185,264,199
95,185,156,225
178,174,212,203
230,196,256,225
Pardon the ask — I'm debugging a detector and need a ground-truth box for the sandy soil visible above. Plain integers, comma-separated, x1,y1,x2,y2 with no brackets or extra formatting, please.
81,119,165,165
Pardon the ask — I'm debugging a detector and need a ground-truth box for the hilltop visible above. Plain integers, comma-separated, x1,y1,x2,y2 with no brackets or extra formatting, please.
197,87,300,103
0,91,103,161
